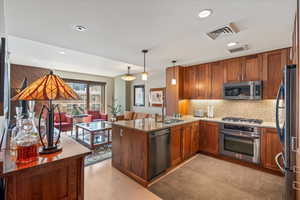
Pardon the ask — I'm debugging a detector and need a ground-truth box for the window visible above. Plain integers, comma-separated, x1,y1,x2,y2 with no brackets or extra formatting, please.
134,85,145,107
56,79,105,115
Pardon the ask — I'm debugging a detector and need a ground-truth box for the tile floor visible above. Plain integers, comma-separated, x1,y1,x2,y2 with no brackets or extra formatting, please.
85,155,284,200
84,159,161,200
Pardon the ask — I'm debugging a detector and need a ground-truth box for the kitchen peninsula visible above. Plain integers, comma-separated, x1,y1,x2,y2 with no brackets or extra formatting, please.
112,116,282,187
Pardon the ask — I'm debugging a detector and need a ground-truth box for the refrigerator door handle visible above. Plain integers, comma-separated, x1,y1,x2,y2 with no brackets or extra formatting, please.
275,152,285,173
275,84,284,143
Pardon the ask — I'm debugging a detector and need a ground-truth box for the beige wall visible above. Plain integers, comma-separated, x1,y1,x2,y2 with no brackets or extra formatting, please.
54,70,114,115
113,75,131,113
131,71,165,114
186,99,276,123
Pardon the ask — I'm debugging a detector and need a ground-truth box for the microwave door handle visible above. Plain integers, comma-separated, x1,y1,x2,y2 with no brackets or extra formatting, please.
275,84,284,143
275,152,285,173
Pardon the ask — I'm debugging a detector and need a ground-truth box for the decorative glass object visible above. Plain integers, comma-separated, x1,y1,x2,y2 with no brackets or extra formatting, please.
11,107,23,151
14,118,39,163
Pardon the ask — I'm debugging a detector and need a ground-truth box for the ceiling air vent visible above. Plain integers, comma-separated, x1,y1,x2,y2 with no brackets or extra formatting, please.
206,23,239,40
228,45,249,53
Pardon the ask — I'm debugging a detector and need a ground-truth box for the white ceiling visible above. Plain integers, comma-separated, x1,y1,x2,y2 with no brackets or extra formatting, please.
7,36,142,77
6,0,295,77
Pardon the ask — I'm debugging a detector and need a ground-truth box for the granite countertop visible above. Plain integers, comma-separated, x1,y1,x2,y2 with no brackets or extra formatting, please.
112,115,277,132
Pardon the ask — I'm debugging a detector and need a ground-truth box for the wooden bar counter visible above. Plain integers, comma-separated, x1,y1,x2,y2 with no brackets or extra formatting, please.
0,136,91,200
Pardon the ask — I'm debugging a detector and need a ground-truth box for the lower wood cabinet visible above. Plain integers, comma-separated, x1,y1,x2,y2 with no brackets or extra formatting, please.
199,122,219,155
191,122,200,154
182,123,193,160
170,125,183,166
170,122,200,167
261,128,283,172
112,126,148,180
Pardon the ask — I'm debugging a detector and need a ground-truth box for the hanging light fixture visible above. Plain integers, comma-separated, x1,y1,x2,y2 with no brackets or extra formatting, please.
171,60,177,85
121,66,136,81
141,49,149,81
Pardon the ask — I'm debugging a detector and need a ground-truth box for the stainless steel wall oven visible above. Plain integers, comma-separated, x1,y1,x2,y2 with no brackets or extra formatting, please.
219,123,261,164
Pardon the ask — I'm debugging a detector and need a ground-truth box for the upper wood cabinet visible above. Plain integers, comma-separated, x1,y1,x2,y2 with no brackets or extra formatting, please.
199,122,219,155
242,54,263,81
261,128,283,172
262,49,289,99
210,62,224,99
224,58,243,82
166,66,184,115
196,64,210,99
224,55,263,83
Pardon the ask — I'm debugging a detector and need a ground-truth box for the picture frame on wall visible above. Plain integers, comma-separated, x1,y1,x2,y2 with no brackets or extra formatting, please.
134,85,145,107
149,88,165,107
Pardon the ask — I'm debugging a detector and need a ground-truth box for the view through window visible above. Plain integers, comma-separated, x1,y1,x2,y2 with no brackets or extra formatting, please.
56,80,105,115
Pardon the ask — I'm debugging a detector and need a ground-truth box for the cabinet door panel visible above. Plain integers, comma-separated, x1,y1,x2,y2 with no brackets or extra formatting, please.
196,64,210,99
191,122,200,154
199,122,219,155
224,58,243,83
261,128,283,172
210,62,224,99
170,126,182,166
182,125,192,160
263,49,288,99
243,54,263,81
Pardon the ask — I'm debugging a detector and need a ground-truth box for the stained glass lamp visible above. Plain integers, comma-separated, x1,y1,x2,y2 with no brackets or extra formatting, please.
11,71,79,154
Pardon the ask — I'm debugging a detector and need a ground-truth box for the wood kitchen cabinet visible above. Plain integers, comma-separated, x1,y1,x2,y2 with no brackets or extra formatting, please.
242,54,263,81
196,64,210,99
210,62,224,99
191,122,200,154
166,65,184,115
170,122,200,166
224,57,243,83
182,124,193,160
112,126,148,181
170,125,183,166
261,128,283,172
262,48,289,99
199,122,219,155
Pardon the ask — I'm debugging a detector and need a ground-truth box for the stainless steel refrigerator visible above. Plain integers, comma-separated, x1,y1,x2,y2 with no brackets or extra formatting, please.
275,64,297,200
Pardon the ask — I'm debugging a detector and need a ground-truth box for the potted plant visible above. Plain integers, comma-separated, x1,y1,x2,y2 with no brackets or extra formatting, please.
108,99,122,122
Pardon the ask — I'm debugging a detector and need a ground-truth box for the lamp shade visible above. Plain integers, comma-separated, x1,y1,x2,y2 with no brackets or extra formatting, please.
11,71,79,101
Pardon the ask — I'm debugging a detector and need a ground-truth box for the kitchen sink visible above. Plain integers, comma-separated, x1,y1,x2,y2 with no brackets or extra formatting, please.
163,119,184,124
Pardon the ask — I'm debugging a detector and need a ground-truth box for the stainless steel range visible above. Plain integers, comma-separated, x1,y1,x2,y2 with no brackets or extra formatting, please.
219,117,262,164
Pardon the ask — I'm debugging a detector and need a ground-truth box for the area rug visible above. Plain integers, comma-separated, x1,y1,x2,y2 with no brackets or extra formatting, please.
148,154,284,200
67,132,112,166
84,146,112,166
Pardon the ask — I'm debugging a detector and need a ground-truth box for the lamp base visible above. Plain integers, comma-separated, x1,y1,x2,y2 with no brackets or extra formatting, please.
39,145,62,154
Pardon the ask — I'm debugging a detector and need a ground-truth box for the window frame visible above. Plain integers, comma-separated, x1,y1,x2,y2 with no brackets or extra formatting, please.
63,78,106,112
133,85,145,107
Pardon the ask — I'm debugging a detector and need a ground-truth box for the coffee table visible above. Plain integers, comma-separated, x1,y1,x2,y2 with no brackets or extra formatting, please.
75,121,112,150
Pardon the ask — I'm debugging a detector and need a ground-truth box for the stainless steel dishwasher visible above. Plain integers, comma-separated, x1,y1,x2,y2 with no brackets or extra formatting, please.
148,128,170,180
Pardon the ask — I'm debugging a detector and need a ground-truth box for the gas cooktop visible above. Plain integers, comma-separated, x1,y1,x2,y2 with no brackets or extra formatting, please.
221,117,263,125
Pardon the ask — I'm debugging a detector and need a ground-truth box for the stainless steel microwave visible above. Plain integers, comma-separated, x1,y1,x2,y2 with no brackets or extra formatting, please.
223,81,262,100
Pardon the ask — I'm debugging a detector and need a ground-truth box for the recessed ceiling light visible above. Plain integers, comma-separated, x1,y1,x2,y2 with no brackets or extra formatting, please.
227,42,238,47
198,9,212,18
59,51,65,54
73,25,88,32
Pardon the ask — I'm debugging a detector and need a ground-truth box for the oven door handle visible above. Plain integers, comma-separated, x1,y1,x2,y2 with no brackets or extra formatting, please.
220,131,260,139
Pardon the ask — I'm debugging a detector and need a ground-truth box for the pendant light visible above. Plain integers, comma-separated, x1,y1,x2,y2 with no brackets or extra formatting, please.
141,49,148,81
121,66,136,81
171,60,177,85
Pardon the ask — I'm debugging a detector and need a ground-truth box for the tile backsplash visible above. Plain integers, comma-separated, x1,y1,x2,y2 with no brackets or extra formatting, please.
185,100,276,122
